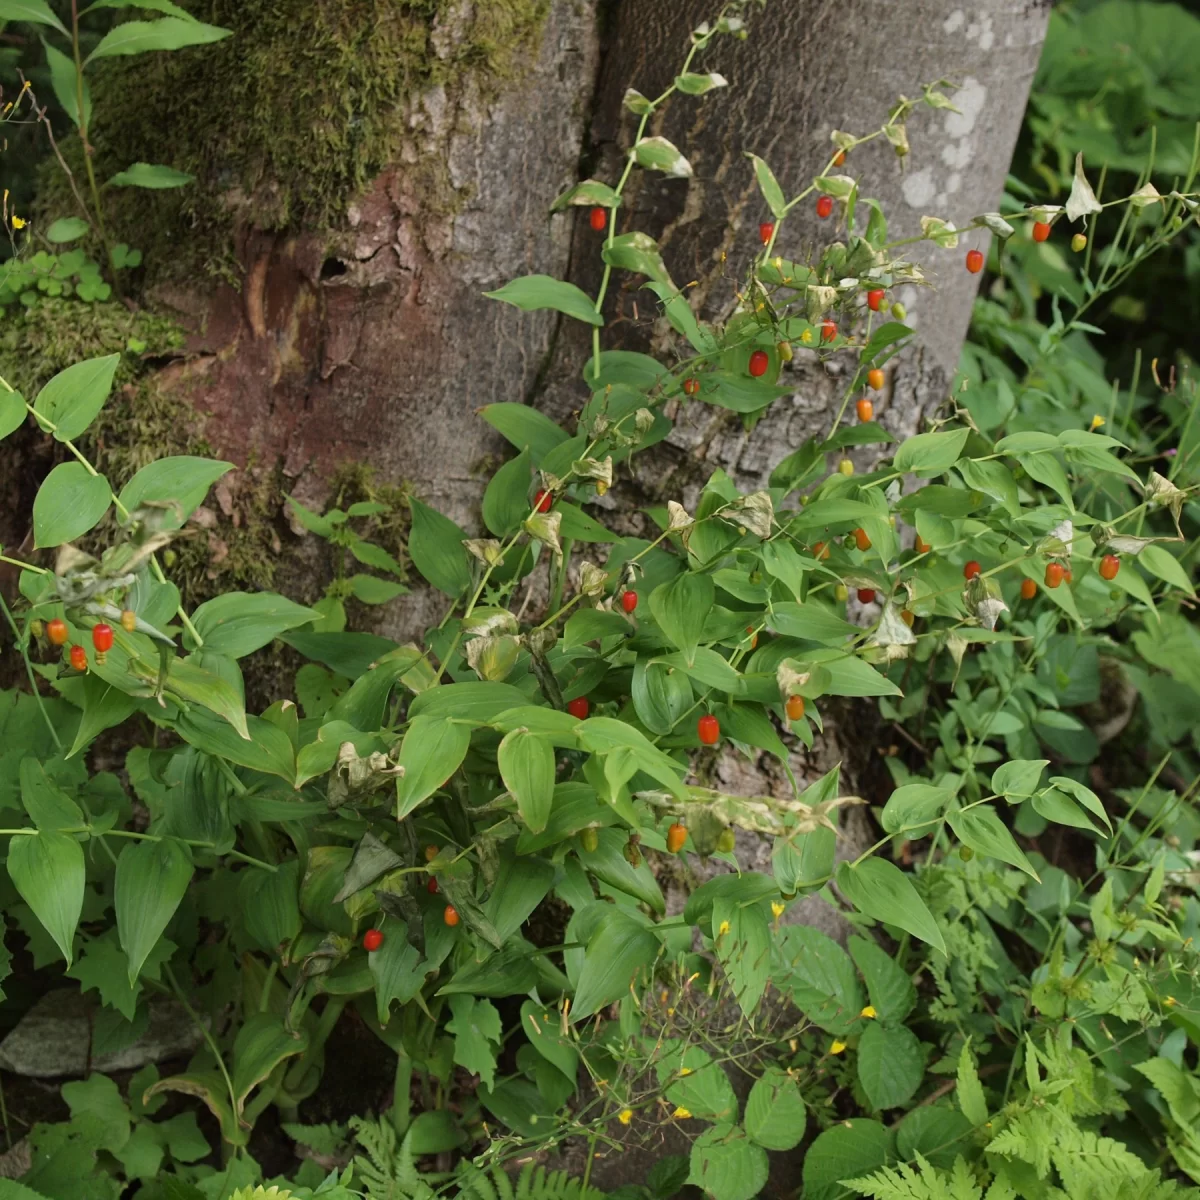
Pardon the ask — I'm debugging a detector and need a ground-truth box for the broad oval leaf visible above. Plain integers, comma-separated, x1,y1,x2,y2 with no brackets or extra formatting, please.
407,498,472,596
8,831,85,966
744,1066,807,1150
857,1021,926,1111
947,805,1039,879
188,592,320,658
836,858,945,954
117,456,234,529
498,729,555,833
893,428,969,474
32,462,112,548
115,837,194,983
395,716,471,820
571,909,659,1019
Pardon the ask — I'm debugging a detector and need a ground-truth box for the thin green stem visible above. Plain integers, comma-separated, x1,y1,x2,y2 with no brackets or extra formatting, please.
0,591,63,751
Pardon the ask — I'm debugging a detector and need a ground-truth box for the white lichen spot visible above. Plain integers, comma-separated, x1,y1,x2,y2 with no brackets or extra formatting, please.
942,141,974,169
943,9,965,32
902,168,937,209
946,172,962,194
944,77,987,139
978,16,995,50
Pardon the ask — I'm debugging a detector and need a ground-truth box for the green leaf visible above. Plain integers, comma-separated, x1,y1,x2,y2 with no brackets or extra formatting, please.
0,389,24,441
117,456,233,528
498,728,555,833
0,0,67,33
991,758,1048,798
773,924,864,1035
893,428,969,474
485,857,555,940
188,592,320,658
446,994,502,1089
520,999,578,1082
19,757,84,830
836,859,945,954
880,783,952,835
860,321,913,365
656,1043,738,1121
32,462,111,548
407,498,471,596
115,837,193,983
631,658,692,735
649,572,714,665
231,1012,309,1122
687,1124,768,1200
601,231,672,283
370,918,426,1024
175,710,294,781
409,681,528,723
744,1066,807,1150
163,657,250,739
849,936,917,1024
82,0,194,15
484,275,602,326
768,601,857,646
1141,544,1194,594
482,447,532,537
143,1073,240,1146
1048,776,1111,833
947,806,1039,879
349,574,407,604
8,831,85,966
478,403,569,464
633,135,692,177
394,715,471,820
956,1042,988,1125
747,154,785,218
554,501,615,543
87,16,232,60
68,673,139,758
857,1022,926,1111
802,1120,890,1200
108,162,195,188
45,216,90,243
711,894,771,1017
239,861,301,955
571,909,658,1018
33,354,120,442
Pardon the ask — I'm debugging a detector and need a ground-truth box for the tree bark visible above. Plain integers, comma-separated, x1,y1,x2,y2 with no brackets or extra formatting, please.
138,0,1048,639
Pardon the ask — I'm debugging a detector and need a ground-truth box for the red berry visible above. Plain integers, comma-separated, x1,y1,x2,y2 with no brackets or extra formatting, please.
811,541,830,561
92,623,113,653
533,489,552,513
1020,577,1037,600
866,289,885,312
853,527,871,552
758,221,774,245
697,714,720,745
427,876,438,894
1099,554,1120,581
785,695,805,721
621,589,638,613
856,398,874,422
816,195,834,219
666,822,687,853
821,319,837,343
46,618,68,646
867,368,884,391
567,696,590,719
966,249,985,274
748,349,769,377
914,535,931,554
963,560,982,581
682,377,700,396
857,588,876,604
363,928,384,952
1032,220,1051,243
120,609,137,633
69,644,87,671
444,905,460,927
589,206,607,232
1044,562,1064,589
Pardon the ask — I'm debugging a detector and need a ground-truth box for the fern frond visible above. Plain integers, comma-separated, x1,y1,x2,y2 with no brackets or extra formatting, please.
844,1153,982,1200
457,1163,605,1200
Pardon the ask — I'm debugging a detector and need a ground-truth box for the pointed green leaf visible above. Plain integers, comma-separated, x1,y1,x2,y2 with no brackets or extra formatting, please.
115,837,193,983
836,859,945,954
8,831,85,966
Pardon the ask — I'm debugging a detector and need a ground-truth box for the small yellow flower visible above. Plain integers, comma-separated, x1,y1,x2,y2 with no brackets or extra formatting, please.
618,1108,633,1125
717,920,731,936
1090,414,1105,430
10,215,26,229
667,1007,675,1016
679,1066,692,1077
800,327,814,345
672,1107,692,1120
1165,996,1177,1007
830,1040,847,1055
860,1005,877,1019
771,901,785,919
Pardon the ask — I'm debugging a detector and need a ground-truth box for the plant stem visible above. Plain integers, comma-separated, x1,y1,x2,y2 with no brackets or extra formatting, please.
0,591,63,751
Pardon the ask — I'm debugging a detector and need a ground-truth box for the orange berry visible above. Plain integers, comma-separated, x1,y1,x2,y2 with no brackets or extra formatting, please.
785,694,805,721
69,644,87,671
856,397,874,422
854,528,871,552
697,714,720,745
666,822,687,854
867,369,884,391
963,560,981,581
744,625,758,649
1020,577,1037,600
1099,554,1120,581
966,249,984,274
120,609,137,633
900,609,915,627
812,541,830,561
444,905,460,927
1044,562,1064,589
682,377,700,396
46,618,68,646
914,535,931,554
1032,220,1051,243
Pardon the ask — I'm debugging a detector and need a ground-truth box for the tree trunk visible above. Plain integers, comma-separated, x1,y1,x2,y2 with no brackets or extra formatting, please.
117,0,1047,639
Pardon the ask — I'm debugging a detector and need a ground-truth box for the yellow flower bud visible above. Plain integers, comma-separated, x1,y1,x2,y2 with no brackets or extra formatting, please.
830,1040,847,1055
618,1108,633,1125
860,1005,877,1019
